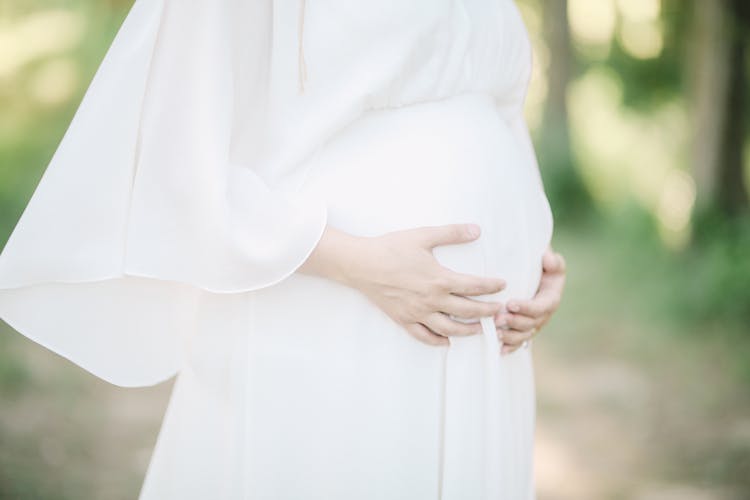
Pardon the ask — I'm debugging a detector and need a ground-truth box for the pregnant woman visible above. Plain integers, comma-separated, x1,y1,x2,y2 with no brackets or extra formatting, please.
0,0,567,498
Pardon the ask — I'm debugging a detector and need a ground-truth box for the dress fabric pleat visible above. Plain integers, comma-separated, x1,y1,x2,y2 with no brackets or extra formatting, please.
0,0,554,498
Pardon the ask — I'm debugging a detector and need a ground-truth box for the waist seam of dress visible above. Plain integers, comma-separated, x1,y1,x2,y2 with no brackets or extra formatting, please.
362,89,520,118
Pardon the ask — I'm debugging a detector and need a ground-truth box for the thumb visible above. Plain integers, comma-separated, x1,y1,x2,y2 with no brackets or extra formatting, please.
542,249,557,272
542,249,565,273
416,223,481,249
555,252,566,273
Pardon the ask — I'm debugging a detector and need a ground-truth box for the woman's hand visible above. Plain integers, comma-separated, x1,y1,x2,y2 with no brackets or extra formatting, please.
299,223,506,346
494,247,567,355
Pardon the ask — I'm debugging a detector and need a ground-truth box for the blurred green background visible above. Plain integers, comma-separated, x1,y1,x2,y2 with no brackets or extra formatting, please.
0,0,748,499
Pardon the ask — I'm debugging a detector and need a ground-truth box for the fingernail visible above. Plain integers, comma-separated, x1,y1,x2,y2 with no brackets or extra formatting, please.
508,303,520,313
467,224,481,237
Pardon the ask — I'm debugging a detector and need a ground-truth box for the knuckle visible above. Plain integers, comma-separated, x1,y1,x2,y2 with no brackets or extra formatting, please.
431,275,450,293
403,313,418,326
438,317,461,336
419,293,438,311
442,322,460,336
399,309,417,324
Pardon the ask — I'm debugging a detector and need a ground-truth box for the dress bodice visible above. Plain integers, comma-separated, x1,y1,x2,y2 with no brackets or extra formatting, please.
258,0,534,183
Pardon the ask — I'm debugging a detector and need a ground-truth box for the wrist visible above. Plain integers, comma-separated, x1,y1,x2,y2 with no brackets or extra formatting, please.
298,225,372,289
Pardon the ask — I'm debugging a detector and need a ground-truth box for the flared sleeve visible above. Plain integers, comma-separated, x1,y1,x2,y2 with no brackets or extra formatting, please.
0,0,328,387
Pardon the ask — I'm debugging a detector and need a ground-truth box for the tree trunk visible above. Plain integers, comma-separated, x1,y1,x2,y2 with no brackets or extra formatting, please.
688,0,748,216
717,0,750,215
538,0,590,221
540,0,572,163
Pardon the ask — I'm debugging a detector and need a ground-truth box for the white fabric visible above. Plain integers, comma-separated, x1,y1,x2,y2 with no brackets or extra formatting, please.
0,0,554,498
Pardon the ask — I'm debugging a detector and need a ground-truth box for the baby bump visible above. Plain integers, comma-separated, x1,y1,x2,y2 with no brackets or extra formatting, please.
297,92,553,302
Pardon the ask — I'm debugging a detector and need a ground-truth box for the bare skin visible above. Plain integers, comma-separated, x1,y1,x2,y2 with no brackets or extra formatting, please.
298,223,506,346
495,247,566,355
298,223,567,351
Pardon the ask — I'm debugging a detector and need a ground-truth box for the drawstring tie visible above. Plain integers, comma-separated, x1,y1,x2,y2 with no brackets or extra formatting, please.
298,0,308,93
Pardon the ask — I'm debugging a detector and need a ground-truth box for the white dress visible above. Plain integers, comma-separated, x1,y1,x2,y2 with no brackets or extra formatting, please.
0,0,553,498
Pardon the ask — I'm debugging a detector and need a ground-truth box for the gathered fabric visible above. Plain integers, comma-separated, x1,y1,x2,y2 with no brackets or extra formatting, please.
298,0,308,93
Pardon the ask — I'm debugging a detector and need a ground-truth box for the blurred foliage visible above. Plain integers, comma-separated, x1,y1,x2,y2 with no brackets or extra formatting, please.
518,0,750,332
687,210,750,324
0,0,131,246
0,331,30,398
606,0,689,110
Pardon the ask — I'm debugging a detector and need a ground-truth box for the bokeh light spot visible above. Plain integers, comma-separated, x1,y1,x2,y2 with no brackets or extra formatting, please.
0,9,85,79
568,0,617,46
28,57,79,107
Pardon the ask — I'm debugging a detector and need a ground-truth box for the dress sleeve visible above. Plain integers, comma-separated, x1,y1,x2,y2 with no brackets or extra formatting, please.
0,0,328,387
